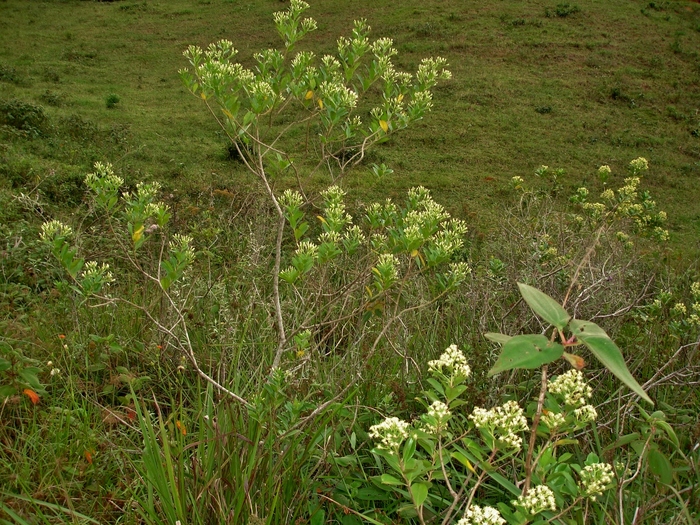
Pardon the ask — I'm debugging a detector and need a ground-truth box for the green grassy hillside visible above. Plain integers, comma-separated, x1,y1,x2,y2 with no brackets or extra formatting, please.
2,0,700,247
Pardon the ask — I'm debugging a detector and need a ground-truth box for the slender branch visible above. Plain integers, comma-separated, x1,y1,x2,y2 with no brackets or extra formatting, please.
523,365,548,493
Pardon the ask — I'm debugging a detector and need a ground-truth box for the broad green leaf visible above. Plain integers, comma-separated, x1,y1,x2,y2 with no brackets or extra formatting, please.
488,335,564,376
647,448,673,485
0,358,11,372
569,320,653,405
410,483,429,507
484,332,512,345
518,283,571,330
380,473,403,486
403,437,416,463
354,488,392,501
0,385,16,399
445,384,467,403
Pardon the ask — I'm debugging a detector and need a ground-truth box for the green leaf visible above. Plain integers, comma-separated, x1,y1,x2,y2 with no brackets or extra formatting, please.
647,448,673,485
380,473,403,486
0,358,11,372
569,320,653,405
310,508,325,525
488,335,564,376
410,483,429,507
484,332,512,345
19,368,42,390
445,384,467,403
451,451,476,473
0,385,17,399
655,420,680,449
603,432,640,452
485,470,521,497
518,283,571,330
403,437,417,463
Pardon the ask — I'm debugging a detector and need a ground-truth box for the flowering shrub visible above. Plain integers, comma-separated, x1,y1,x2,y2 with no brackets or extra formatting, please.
344,273,675,525
352,343,625,524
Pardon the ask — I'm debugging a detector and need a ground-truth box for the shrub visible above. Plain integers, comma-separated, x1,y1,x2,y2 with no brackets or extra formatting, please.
0,99,48,137
105,93,120,109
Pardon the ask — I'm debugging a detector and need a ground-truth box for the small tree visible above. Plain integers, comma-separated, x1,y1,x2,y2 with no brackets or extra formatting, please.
180,0,454,368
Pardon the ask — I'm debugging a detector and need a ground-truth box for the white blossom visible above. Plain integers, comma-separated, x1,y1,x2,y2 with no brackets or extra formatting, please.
428,344,471,378
422,400,451,434
573,404,598,424
470,400,528,450
513,485,556,515
541,411,566,430
457,505,506,525
548,370,592,408
369,417,410,451
579,463,614,500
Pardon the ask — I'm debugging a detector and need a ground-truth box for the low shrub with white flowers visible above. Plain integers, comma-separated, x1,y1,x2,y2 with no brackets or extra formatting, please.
355,343,628,525
344,270,682,525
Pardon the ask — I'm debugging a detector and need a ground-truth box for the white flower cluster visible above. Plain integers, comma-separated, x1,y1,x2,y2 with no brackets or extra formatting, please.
582,201,607,220
547,370,592,408
84,162,124,191
40,220,73,241
428,344,471,378
374,253,399,284
541,411,566,430
135,181,161,200
448,262,472,284
369,417,410,451
416,56,451,87
295,240,318,259
457,505,505,525
579,462,614,500
629,157,649,173
513,485,557,515
422,400,451,433
692,281,700,299
280,188,304,209
573,404,597,423
169,234,195,265
470,400,528,449
548,370,598,424
601,188,615,200
82,261,115,285
343,224,365,245
432,218,468,254
510,176,525,189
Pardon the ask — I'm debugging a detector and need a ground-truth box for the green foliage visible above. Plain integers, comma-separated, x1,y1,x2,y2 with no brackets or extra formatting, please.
0,340,46,401
341,346,627,525
488,283,652,404
105,93,120,109
546,3,581,18
0,99,48,137
2,2,700,524
132,375,351,525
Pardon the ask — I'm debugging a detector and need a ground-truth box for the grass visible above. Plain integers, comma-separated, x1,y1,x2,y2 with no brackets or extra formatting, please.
1,0,699,246
1,0,700,523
